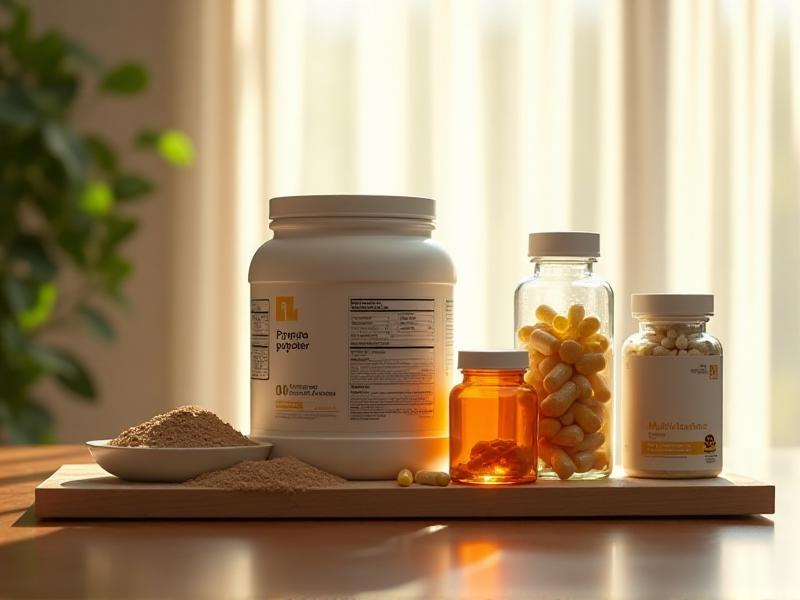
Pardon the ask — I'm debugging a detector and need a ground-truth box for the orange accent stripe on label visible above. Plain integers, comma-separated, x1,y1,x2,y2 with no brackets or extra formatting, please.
641,441,705,456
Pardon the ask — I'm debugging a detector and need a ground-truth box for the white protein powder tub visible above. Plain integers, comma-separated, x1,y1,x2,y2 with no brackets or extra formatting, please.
249,195,456,479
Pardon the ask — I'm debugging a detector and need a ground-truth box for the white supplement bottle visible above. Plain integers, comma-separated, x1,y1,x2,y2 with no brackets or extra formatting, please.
622,294,723,478
249,195,456,479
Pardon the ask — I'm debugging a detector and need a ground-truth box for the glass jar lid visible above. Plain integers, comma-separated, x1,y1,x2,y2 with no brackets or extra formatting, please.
528,231,600,258
631,293,714,318
457,350,528,370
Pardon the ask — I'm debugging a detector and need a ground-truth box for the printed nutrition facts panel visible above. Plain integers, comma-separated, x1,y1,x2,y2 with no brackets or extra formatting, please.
250,299,270,380
348,299,435,423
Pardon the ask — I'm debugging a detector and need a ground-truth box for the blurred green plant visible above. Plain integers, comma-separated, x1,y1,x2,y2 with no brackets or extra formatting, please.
0,1,194,443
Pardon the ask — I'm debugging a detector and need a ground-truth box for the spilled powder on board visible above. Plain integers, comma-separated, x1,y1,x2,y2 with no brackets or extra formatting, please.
109,405,255,448
184,456,346,492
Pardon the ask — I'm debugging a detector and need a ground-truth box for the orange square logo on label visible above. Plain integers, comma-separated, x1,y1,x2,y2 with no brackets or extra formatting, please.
709,364,719,380
276,296,299,321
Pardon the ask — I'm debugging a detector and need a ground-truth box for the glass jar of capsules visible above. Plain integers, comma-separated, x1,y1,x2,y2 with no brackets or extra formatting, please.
514,232,614,480
622,294,722,478
449,351,538,485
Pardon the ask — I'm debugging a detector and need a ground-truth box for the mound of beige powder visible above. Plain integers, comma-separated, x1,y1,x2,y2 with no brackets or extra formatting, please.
110,405,255,448
184,456,345,492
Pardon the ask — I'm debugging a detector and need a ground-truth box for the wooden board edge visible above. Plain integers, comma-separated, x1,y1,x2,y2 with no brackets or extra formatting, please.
34,481,776,520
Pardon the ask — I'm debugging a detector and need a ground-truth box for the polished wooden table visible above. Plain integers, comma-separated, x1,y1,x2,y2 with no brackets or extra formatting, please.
0,445,797,599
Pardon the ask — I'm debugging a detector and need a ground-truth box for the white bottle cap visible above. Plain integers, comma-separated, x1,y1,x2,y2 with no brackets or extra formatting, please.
528,232,600,258
631,294,714,317
270,195,435,220
457,350,529,370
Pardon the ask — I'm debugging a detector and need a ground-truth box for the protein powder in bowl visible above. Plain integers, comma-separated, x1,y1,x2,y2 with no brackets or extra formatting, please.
249,195,456,479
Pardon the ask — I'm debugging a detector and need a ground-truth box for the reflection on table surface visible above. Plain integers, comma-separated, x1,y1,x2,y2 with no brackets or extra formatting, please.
0,446,797,599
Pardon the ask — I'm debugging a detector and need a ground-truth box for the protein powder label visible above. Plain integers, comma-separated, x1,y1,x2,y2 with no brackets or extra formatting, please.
622,355,722,474
250,283,452,436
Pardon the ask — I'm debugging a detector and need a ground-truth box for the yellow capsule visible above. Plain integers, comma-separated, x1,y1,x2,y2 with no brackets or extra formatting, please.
567,304,586,331
538,439,556,466
517,325,535,344
577,316,601,338
559,407,575,425
532,321,558,336
582,341,603,353
575,352,606,375
580,397,606,419
572,402,602,433
540,381,578,417
538,355,560,376
588,372,611,402
551,447,577,480
551,424,585,447
528,350,545,369
539,417,562,439
552,314,569,334
525,366,544,385
397,468,414,487
572,450,595,473
543,362,573,393
529,329,560,356
586,333,610,353
571,374,593,400
535,304,558,324
575,431,605,452
558,339,583,364
415,470,451,486
592,450,610,470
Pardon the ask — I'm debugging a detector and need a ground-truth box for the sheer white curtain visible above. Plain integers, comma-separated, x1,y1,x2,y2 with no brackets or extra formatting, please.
173,0,800,451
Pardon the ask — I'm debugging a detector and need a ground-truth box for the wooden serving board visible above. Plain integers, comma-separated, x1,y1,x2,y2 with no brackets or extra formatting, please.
34,464,774,519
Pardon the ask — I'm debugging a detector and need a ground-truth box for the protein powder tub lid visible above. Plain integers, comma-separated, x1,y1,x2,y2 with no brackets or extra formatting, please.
528,231,600,258
457,350,529,370
631,293,714,317
270,195,435,220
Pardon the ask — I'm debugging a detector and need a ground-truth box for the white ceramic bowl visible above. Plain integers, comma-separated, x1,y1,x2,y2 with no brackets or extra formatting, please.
86,439,273,483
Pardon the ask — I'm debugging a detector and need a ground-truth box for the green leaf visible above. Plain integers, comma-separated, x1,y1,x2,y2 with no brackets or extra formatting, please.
38,77,78,113
29,346,97,400
104,215,138,248
78,305,115,341
80,180,115,216
28,31,66,75
113,173,154,200
101,63,148,94
156,129,194,166
0,85,38,128
10,235,57,279
2,278,36,313
17,282,57,331
6,2,31,63
65,40,103,72
86,135,117,172
135,129,159,148
99,255,133,296
43,122,87,181
2,401,55,444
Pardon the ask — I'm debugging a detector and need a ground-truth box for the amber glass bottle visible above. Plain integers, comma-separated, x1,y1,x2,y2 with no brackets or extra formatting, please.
449,351,538,485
